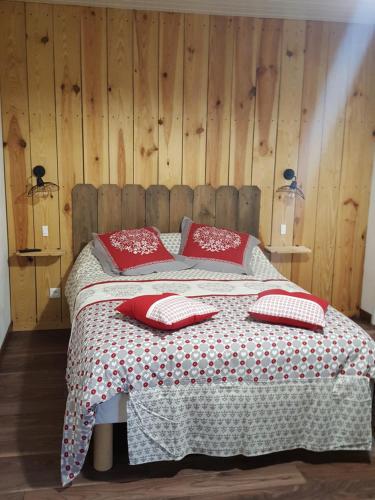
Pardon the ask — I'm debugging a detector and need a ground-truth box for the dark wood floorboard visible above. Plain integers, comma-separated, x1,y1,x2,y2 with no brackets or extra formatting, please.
0,322,374,499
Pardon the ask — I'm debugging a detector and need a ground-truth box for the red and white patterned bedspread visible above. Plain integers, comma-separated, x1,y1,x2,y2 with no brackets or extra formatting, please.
61,243,375,485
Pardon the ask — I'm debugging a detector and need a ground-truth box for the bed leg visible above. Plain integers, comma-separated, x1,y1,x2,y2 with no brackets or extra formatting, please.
93,423,113,472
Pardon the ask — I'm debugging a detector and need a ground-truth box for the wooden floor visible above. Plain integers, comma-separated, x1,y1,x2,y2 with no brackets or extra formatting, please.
1,320,375,499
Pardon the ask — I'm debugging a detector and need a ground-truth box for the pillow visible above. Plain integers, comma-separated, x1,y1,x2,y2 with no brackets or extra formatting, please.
178,217,260,275
116,293,219,330
93,227,194,276
248,289,329,331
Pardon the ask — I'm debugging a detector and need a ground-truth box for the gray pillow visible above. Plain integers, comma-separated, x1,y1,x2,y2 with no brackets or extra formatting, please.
92,236,195,276
178,217,260,275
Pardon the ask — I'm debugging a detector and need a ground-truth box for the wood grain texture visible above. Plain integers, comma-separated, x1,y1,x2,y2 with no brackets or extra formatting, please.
133,11,159,187
72,185,98,257
97,185,122,233
215,186,238,230
332,25,375,315
193,185,216,225
0,1,37,329
122,185,145,229
169,185,193,232
158,12,183,187
271,20,306,278
26,2,62,327
206,16,234,187
1,5,375,329
291,21,329,291
182,14,209,186
229,17,259,187
81,7,109,186
311,24,351,302
238,186,261,237
107,9,134,185
252,19,282,245
54,4,84,324
145,185,170,232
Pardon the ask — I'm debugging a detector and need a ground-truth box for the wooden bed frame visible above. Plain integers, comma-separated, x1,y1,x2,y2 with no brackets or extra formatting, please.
72,183,261,472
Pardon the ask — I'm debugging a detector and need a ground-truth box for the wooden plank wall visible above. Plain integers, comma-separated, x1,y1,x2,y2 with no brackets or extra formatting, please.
0,1,374,330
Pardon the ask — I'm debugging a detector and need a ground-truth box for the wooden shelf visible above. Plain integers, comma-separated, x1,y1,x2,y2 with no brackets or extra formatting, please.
16,249,65,257
264,245,311,255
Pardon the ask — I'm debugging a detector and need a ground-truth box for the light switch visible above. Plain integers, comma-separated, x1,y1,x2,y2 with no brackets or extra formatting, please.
280,224,287,235
42,225,49,237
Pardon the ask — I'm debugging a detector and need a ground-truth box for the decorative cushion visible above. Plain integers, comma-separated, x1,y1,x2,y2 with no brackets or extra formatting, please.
178,217,260,275
116,293,219,330
248,289,329,331
93,227,194,276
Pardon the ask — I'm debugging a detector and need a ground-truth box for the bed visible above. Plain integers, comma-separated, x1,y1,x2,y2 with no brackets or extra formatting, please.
61,184,375,486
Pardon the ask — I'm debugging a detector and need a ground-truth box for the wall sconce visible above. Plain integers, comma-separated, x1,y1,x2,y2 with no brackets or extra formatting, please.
28,165,59,198
276,169,305,200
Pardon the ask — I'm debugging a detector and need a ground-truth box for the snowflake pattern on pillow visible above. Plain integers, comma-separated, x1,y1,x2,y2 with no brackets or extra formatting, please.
110,228,159,255
193,226,241,252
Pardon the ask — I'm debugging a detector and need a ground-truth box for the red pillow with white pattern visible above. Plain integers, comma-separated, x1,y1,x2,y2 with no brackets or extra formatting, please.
178,217,260,275
248,289,329,331
116,293,219,330
94,227,175,274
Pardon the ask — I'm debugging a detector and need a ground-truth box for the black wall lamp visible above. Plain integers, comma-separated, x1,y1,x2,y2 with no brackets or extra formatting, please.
276,169,305,200
28,165,59,198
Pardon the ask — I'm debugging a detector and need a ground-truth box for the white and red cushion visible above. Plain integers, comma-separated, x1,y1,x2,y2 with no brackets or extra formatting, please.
248,289,329,331
116,293,219,330
94,227,175,273
178,217,260,275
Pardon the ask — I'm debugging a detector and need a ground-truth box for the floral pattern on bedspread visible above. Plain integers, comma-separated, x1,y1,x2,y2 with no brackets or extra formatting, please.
62,278,375,485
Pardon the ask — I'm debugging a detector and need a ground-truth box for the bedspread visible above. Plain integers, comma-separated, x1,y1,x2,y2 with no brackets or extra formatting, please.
62,244,375,485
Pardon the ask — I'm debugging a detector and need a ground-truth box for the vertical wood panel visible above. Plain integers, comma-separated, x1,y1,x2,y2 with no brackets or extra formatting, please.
158,12,183,187
229,17,259,188
238,186,261,237
271,20,306,277
54,4,84,324
169,185,193,232
133,11,158,187
108,9,134,186
122,185,145,229
145,185,170,232
72,184,98,257
252,19,282,245
291,21,329,291
0,1,37,330
206,16,234,187
311,24,351,302
81,7,109,186
26,2,61,327
98,185,122,233
182,14,209,187
215,186,238,230
193,185,215,225
332,25,375,315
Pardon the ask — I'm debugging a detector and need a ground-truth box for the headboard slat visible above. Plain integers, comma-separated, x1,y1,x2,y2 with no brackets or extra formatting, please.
146,186,170,232
169,185,193,232
72,184,98,258
98,185,122,233
238,186,261,237
72,184,261,256
122,185,145,229
193,185,216,226
215,186,239,230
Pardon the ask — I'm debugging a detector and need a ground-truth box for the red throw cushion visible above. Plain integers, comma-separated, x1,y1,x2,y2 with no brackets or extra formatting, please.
95,227,174,272
179,217,260,274
248,289,329,331
116,293,219,330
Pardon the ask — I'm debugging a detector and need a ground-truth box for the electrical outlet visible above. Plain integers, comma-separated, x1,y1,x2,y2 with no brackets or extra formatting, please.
49,287,61,299
280,224,287,235
42,225,49,237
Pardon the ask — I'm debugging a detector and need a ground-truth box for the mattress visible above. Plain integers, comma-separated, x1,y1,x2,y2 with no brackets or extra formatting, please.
61,236,375,486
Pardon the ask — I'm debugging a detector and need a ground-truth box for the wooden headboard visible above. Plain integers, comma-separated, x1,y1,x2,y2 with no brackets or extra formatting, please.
72,184,261,258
